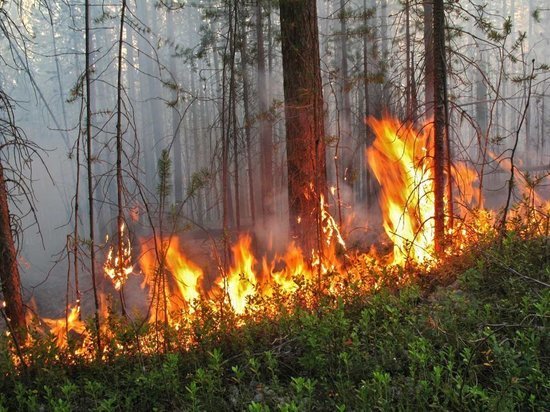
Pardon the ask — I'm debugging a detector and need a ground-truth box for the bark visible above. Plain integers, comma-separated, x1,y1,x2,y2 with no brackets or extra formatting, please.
85,0,101,353
0,161,26,338
380,0,389,104
240,14,255,225
115,0,127,316
424,0,434,119
280,0,327,253
190,72,205,225
405,0,417,121
432,0,446,254
363,0,373,207
338,0,352,186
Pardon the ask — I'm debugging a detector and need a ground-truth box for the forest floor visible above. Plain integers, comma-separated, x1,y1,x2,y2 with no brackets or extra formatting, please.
0,234,548,411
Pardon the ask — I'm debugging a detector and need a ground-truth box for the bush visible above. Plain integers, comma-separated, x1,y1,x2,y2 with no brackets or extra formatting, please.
1,236,548,410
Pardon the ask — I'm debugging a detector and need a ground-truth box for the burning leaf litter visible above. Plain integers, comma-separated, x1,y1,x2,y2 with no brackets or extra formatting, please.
17,116,549,360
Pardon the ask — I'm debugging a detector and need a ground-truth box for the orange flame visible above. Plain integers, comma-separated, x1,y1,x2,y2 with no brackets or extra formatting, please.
32,114,547,361
104,223,133,290
42,305,86,349
217,234,257,314
367,117,435,264
139,236,203,321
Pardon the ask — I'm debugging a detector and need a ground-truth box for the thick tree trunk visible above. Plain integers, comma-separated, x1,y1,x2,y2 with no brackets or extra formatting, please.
0,162,26,338
432,0,446,254
280,0,327,253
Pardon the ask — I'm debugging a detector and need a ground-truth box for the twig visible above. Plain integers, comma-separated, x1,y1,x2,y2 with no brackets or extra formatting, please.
483,252,549,288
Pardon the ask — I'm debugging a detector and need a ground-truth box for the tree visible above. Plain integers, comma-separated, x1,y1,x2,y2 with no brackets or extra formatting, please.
432,0,447,254
256,1,274,226
0,93,26,340
85,0,102,353
424,0,434,119
279,0,327,253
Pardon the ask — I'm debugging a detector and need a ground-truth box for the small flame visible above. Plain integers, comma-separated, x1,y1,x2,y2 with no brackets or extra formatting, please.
104,223,134,290
42,305,86,349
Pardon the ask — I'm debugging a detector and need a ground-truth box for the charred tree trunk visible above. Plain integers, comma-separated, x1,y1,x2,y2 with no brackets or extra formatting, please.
432,0,446,254
280,0,327,253
0,162,26,338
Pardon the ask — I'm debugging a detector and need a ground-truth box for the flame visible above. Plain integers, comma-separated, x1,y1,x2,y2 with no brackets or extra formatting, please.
367,117,435,264
218,234,258,314
42,305,86,349
104,223,134,290
139,236,203,321
164,238,204,311
27,114,547,362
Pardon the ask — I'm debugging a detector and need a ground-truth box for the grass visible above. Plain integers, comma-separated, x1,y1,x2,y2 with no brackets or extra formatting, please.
0,233,548,411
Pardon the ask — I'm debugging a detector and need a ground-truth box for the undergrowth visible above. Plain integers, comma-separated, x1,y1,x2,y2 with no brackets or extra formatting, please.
0,234,548,411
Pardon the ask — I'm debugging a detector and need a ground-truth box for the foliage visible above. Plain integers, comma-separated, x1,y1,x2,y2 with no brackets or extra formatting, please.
0,234,548,410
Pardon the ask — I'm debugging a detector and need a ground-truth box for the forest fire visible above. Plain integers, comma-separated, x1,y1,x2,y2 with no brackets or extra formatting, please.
3,0,549,407
21,115,548,358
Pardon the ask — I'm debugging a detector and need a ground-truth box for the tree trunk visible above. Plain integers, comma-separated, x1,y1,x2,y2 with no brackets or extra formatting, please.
280,0,327,253
256,2,274,226
432,0,446,254
0,162,26,338
85,0,101,354
166,11,184,206
241,13,255,225
339,0,352,186
424,0,434,119
363,0,373,207
405,0,417,121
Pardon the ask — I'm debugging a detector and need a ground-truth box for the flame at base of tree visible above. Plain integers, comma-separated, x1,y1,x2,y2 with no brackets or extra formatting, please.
13,115,549,361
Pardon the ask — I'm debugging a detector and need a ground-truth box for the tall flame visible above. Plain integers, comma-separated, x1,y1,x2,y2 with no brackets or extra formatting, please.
139,236,204,320
367,117,435,264
218,234,258,314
